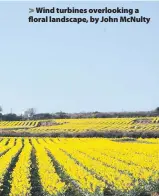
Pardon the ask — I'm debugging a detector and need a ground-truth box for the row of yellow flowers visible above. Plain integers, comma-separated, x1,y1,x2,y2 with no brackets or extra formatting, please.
0,139,22,193
9,139,32,196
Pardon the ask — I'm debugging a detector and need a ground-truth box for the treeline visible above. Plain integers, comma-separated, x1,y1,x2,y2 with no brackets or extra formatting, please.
0,108,159,121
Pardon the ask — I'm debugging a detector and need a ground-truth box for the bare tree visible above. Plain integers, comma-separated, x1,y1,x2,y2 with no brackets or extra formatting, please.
0,106,2,113
23,108,36,119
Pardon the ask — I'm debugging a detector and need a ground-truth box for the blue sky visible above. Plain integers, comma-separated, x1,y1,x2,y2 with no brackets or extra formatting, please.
0,1,159,114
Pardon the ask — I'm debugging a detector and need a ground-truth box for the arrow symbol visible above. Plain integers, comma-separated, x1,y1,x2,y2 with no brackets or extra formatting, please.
29,8,34,13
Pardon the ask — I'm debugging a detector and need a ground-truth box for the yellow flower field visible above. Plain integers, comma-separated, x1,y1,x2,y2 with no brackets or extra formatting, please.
0,137,159,195
1,118,159,136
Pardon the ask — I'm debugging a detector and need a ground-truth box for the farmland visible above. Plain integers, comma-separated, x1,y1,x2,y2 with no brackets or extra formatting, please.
0,137,159,196
0,118,159,195
0,117,159,137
